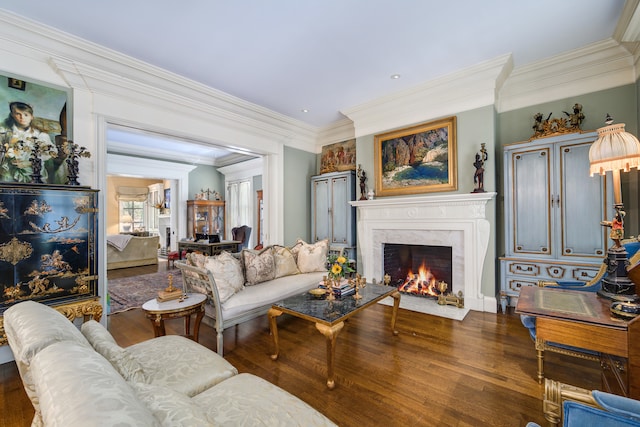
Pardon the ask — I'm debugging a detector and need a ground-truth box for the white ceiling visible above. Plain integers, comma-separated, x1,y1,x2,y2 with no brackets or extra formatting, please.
0,1,630,163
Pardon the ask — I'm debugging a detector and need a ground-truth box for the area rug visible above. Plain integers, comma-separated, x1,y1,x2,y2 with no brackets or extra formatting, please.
378,294,469,321
108,270,183,314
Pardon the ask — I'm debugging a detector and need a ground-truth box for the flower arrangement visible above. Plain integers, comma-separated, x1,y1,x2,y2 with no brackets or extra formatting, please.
327,253,354,280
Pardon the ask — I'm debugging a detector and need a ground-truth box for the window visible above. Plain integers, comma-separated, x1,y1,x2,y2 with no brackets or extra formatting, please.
226,179,251,237
116,186,149,233
119,200,145,232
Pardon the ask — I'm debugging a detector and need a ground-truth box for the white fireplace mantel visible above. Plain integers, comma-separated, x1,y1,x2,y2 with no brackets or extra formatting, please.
350,192,496,314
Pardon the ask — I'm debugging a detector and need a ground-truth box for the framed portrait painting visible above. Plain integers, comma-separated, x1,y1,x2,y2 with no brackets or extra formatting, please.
0,72,71,184
374,116,457,197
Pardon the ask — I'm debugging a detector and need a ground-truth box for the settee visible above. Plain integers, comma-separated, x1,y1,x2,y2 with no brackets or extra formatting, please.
4,300,337,427
107,235,159,270
176,239,330,355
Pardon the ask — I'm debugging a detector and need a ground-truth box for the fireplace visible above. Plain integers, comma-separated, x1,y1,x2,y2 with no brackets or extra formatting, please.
350,192,497,316
384,243,453,298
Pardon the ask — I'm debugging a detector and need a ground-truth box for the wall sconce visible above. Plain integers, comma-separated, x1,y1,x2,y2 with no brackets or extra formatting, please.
589,115,640,300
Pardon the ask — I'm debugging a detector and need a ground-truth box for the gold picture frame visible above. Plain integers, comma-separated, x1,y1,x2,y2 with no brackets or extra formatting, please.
374,116,457,197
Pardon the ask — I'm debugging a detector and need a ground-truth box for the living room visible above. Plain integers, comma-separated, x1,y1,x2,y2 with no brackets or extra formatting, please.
1,2,640,426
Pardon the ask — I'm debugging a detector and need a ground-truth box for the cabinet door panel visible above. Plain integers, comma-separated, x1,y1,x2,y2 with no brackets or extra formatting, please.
560,143,606,258
512,148,552,255
312,179,330,241
330,177,349,244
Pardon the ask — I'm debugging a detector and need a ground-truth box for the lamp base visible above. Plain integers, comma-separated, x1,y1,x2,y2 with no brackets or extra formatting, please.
597,247,638,301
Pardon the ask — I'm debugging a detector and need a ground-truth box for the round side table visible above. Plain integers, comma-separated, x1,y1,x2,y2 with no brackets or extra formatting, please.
141,292,207,342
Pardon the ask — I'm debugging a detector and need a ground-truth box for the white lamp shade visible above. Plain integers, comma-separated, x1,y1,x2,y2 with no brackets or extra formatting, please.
589,123,640,176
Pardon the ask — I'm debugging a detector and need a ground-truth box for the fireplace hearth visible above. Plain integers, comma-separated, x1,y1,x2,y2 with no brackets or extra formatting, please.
350,193,497,317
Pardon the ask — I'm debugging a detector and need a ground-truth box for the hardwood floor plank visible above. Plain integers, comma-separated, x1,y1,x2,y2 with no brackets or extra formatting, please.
1,263,602,426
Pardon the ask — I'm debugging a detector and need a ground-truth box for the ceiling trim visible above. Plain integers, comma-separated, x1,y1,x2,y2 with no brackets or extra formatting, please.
341,54,513,138
106,153,197,179
218,157,264,181
0,10,319,153
107,140,217,167
497,38,635,113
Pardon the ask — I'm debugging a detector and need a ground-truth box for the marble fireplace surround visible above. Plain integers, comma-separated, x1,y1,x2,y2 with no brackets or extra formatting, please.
350,192,496,315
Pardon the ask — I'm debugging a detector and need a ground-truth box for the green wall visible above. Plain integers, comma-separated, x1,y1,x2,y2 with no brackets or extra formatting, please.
188,165,224,200
283,145,317,246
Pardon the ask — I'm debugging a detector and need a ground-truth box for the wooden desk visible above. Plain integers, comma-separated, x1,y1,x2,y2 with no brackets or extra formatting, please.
178,240,240,258
516,286,640,399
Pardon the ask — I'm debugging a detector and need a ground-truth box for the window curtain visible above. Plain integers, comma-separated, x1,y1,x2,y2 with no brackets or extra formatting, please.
116,186,149,202
226,180,251,238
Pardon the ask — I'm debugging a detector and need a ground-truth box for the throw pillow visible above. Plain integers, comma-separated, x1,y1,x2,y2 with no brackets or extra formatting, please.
131,382,210,427
272,245,300,278
242,247,276,286
295,239,329,273
203,251,245,303
186,252,207,269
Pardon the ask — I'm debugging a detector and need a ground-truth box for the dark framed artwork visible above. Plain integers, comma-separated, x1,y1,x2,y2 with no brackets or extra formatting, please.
374,116,457,197
320,138,356,174
0,73,71,184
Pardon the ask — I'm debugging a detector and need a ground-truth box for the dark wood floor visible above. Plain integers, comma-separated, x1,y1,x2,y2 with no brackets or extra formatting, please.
1,261,601,427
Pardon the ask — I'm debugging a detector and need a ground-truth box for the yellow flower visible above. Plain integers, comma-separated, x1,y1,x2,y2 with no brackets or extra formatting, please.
331,263,342,275
336,256,347,264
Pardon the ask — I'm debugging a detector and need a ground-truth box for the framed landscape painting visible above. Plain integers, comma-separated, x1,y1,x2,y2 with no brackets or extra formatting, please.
374,116,457,197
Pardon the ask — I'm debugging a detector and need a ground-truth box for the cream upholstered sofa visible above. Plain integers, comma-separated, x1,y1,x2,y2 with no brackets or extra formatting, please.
4,300,337,427
106,235,159,270
176,239,330,355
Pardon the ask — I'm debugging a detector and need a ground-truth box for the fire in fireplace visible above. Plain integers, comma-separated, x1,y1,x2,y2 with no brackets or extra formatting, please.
383,243,453,298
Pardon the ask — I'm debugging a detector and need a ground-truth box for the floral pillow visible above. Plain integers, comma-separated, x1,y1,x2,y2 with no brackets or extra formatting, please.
295,239,329,273
242,247,276,286
203,251,245,303
272,245,300,278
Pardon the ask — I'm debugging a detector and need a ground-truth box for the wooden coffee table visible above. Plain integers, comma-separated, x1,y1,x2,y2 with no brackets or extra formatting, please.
268,284,400,389
141,292,207,342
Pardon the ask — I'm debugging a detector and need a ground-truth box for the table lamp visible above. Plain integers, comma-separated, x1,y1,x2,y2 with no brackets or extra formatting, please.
121,214,133,232
589,115,640,300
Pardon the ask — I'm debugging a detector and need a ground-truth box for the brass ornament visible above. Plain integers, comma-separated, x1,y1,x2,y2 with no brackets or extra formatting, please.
0,237,33,265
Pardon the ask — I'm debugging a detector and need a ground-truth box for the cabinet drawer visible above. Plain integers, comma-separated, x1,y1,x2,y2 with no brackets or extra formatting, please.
508,262,540,276
601,354,628,396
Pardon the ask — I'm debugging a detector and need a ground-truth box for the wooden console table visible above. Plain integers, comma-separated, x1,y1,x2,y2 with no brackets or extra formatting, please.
178,240,240,258
516,286,640,399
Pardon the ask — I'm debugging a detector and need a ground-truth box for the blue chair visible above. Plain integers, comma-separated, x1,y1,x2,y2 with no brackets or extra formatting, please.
526,380,640,426
520,240,640,383
231,225,252,251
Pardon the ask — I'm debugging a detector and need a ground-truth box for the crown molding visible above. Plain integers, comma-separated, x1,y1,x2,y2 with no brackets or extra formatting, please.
218,157,264,181
0,10,319,153
106,153,197,178
316,118,356,151
497,38,635,113
107,140,222,167
341,54,512,138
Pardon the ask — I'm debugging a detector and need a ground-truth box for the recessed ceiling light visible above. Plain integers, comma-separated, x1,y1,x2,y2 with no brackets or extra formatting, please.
301,109,309,113
390,74,401,79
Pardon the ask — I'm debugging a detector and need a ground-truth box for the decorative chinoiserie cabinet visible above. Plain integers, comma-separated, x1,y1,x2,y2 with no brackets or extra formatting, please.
187,200,226,240
500,131,611,302
311,171,356,261
0,184,100,345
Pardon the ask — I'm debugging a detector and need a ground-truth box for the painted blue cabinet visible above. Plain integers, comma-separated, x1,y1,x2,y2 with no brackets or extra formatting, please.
500,131,610,300
311,171,356,260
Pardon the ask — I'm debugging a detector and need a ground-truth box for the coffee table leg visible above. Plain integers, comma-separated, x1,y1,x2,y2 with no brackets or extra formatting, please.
315,322,344,390
390,290,400,336
268,308,283,360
